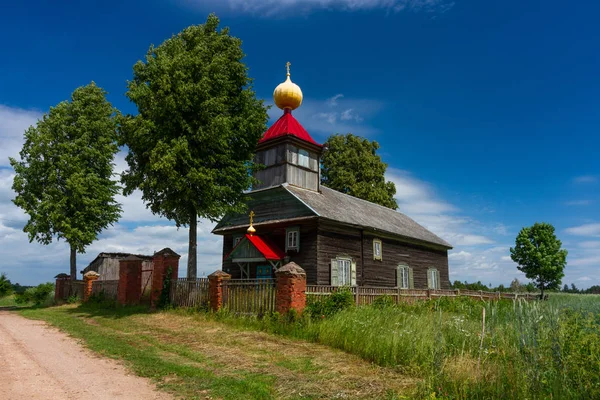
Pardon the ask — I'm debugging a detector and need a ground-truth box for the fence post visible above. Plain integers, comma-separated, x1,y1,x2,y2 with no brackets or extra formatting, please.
275,262,306,315
83,271,100,302
118,255,143,305
208,270,231,312
54,273,70,303
151,248,181,308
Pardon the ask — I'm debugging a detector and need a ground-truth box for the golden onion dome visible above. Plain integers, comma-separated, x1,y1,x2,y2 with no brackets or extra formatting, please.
273,62,303,111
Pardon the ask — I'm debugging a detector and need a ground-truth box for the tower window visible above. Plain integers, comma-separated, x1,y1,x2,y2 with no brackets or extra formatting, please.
298,149,309,168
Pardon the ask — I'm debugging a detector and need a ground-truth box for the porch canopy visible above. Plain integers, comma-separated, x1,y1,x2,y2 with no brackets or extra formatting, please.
224,234,285,278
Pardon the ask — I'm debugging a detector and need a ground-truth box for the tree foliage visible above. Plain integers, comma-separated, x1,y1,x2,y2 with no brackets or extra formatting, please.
119,14,268,278
321,133,397,209
9,82,121,280
0,273,12,297
510,222,567,298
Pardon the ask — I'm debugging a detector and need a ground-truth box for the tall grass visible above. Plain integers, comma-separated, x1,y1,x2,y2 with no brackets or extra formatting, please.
214,294,600,399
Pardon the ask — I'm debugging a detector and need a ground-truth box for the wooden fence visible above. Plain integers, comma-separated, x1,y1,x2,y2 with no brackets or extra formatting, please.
170,278,209,308
306,285,539,305
91,280,119,300
68,281,85,299
222,279,276,314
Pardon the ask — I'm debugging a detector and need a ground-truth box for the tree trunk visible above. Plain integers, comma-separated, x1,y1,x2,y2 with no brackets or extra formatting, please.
70,245,77,295
70,246,77,280
187,211,197,279
540,285,545,300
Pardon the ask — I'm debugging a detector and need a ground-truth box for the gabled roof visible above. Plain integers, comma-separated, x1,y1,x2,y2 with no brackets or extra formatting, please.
259,110,321,147
225,234,286,261
213,184,452,249
285,185,452,249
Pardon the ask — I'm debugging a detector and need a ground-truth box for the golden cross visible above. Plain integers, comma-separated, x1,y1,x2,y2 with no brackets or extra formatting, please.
249,210,255,226
286,61,291,76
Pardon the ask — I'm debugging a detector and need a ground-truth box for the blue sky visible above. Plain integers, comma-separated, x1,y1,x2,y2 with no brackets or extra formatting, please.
1,0,598,287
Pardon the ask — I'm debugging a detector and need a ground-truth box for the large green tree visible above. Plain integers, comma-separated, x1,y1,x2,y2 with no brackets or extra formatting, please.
0,273,12,297
10,83,122,282
321,133,398,209
510,222,568,299
119,14,268,278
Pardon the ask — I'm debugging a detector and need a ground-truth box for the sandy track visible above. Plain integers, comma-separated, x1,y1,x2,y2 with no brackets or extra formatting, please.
0,310,172,400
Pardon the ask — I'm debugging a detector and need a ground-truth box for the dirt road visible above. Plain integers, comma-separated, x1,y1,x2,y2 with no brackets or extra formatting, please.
0,310,172,400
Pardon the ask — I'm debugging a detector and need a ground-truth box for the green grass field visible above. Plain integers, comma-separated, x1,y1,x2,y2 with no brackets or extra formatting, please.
0,294,18,307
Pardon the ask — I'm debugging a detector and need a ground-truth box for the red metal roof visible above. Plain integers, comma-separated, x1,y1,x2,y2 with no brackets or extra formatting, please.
224,234,285,261
259,109,321,147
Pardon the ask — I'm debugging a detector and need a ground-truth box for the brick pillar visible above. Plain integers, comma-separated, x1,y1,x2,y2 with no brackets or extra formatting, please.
208,270,231,312
151,248,181,308
83,271,100,302
118,255,143,305
275,262,306,315
54,274,70,302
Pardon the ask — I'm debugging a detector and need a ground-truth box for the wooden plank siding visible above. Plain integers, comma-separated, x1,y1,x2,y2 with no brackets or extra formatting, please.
361,233,450,289
316,221,363,285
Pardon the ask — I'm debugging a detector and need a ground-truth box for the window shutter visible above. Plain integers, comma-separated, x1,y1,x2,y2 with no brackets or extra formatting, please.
396,266,401,288
351,260,357,286
436,270,441,289
331,259,339,286
409,267,414,289
427,269,432,289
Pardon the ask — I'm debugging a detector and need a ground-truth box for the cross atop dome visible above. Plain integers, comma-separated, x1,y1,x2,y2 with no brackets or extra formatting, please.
273,61,303,111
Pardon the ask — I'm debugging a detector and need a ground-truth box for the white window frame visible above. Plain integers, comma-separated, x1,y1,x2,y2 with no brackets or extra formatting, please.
398,265,410,289
285,226,300,251
428,268,441,289
337,258,352,286
373,239,382,261
298,148,310,168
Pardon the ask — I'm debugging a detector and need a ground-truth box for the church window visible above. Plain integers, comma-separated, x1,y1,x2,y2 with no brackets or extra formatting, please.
428,268,441,289
298,149,309,168
373,239,382,260
397,264,413,289
331,257,356,286
286,226,300,251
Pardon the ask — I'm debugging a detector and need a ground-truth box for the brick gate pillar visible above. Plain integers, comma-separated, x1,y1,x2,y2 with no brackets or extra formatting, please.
208,270,231,312
54,273,70,302
275,262,306,315
83,271,100,302
118,255,143,305
151,248,181,308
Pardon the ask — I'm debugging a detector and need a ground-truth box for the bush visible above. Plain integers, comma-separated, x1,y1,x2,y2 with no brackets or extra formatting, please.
15,282,54,306
305,287,354,318
0,273,13,297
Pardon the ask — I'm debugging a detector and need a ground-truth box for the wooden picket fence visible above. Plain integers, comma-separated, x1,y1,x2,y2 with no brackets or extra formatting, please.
68,281,85,300
222,279,276,314
91,280,119,300
170,278,209,308
306,285,538,305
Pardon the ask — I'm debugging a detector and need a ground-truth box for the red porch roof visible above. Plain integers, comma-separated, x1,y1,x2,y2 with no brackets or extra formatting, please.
224,234,286,261
259,110,321,147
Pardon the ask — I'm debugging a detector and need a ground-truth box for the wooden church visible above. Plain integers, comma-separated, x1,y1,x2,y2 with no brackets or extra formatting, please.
213,64,452,289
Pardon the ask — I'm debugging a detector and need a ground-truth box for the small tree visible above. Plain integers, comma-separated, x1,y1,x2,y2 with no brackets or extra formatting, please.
510,222,567,299
120,14,268,278
0,273,12,297
10,83,122,283
510,278,523,292
321,133,397,209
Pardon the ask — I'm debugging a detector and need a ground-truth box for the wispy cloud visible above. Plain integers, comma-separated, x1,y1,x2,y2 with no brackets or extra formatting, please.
573,175,597,184
565,223,600,237
565,200,593,206
267,94,384,138
0,105,40,167
184,0,455,16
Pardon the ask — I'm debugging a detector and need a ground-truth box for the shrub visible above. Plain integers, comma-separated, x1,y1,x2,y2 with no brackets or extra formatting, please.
306,287,354,318
15,282,54,306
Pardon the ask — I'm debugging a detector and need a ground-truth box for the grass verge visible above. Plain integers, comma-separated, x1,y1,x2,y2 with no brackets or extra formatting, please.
19,304,414,400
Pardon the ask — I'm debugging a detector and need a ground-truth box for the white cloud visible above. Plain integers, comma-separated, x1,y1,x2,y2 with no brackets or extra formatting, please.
0,105,41,167
565,200,592,206
185,0,454,16
565,223,600,237
327,94,344,107
579,241,600,249
577,276,592,282
573,175,597,184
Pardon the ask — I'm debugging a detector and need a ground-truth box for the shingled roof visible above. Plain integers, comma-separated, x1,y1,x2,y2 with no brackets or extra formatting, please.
285,185,452,249
213,184,452,249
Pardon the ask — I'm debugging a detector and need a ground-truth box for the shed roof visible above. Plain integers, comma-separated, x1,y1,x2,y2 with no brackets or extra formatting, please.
224,234,286,261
